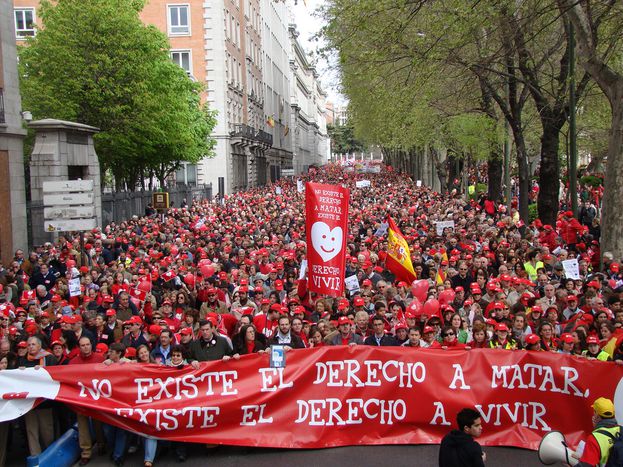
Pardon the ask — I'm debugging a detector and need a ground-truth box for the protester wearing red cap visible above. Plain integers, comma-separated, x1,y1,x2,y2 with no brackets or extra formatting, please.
328,316,363,346
199,287,228,317
524,334,541,351
488,323,517,350
121,316,148,349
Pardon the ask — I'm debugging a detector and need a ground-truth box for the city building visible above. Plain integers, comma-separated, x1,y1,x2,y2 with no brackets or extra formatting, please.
0,0,28,265
13,0,329,194
288,24,329,174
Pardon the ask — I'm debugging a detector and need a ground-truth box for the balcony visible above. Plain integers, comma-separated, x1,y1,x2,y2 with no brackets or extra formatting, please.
0,89,5,124
230,123,273,148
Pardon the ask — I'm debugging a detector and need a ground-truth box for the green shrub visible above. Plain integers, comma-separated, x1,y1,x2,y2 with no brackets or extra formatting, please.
469,183,488,201
528,203,539,223
580,175,603,187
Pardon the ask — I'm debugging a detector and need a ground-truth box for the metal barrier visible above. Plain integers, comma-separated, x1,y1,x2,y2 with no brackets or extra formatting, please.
27,184,211,247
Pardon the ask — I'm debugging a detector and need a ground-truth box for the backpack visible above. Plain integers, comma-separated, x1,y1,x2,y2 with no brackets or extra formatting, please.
595,426,623,467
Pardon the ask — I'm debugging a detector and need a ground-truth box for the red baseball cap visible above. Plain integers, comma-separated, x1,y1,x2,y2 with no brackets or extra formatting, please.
525,334,540,345
567,295,578,302
496,323,509,332
180,327,193,336
423,326,434,334
354,297,364,307
337,316,351,326
586,336,600,345
559,333,574,344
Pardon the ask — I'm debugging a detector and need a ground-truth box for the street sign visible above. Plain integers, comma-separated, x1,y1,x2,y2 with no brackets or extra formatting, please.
42,192,94,206
42,180,94,193
152,192,169,210
44,206,95,219
44,218,97,232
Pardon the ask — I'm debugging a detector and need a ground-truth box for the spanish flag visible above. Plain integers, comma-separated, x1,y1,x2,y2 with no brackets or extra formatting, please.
436,268,446,286
386,216,417,284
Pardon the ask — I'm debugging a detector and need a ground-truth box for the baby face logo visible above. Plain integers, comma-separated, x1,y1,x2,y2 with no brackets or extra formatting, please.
311,222,343,262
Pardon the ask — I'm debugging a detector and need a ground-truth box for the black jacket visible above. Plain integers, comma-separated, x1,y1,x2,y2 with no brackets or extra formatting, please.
439,430,485,467
364,334,398,346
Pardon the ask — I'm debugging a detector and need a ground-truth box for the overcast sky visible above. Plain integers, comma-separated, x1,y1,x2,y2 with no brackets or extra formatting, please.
291,0,346,105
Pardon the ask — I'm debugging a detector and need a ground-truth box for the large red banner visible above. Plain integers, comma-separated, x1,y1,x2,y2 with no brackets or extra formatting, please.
305,182,349,297
1,348,621,450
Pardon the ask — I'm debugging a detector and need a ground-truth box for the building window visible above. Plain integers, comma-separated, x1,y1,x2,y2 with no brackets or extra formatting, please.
167,4,190,36
171,50,192,75
14,8,36,38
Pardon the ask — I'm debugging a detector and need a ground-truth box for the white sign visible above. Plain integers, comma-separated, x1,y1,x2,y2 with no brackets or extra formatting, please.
355,180,371,188
44,218,97,232
298,259,307,280
68,278,82,297
416,180,422,187
435,220,455,236
275,187,283,195
562,259,580,280
44,206,95,219
281,168,294,177
42,192,94,206
374,222,389,237
297,180,304,193
42,180,94,193
344,275,361,293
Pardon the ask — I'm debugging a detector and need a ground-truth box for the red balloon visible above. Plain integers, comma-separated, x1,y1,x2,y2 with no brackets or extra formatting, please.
184,274,195,287
408,298,422,314
200,264,215,278
170,246,179,256
411,280,429,303
438,289,456,306
137,280,151,293
422,299,440,317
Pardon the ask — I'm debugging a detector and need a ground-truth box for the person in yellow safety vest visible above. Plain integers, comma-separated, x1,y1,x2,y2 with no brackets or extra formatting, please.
523,249,544,282
582,336,612,362
575,397,620,466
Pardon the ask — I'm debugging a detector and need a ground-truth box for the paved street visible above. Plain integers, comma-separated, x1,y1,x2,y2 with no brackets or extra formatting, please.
5,440,539,467
71,444,537,467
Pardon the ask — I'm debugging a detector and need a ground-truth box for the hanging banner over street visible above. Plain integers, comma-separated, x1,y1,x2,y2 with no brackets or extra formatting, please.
305,182,349,297
0,348,620,450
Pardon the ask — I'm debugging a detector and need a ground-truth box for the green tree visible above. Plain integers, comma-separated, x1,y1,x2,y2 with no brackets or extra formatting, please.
19,0,216,190
327,123,365,155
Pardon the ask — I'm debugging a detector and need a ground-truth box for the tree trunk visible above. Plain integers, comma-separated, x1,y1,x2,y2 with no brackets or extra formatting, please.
513,129,530,222
537,120,562,225
600,98,623,260
487,152,503,202
431,147,448,193
558,0,623,260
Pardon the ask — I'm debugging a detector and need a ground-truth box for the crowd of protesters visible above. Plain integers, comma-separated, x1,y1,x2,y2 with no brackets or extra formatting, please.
0,163,622,466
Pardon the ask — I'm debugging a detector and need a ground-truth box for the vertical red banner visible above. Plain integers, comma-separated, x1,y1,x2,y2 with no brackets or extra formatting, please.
305,182,349,297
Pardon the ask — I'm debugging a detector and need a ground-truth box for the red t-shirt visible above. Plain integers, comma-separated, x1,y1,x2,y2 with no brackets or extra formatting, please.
68,352,106,365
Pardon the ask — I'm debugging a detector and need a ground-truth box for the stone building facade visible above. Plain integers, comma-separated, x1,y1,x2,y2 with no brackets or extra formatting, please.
0,0,28,265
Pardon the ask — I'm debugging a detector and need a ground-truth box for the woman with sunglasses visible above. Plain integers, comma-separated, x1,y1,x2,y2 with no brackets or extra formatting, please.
430,326,469,350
